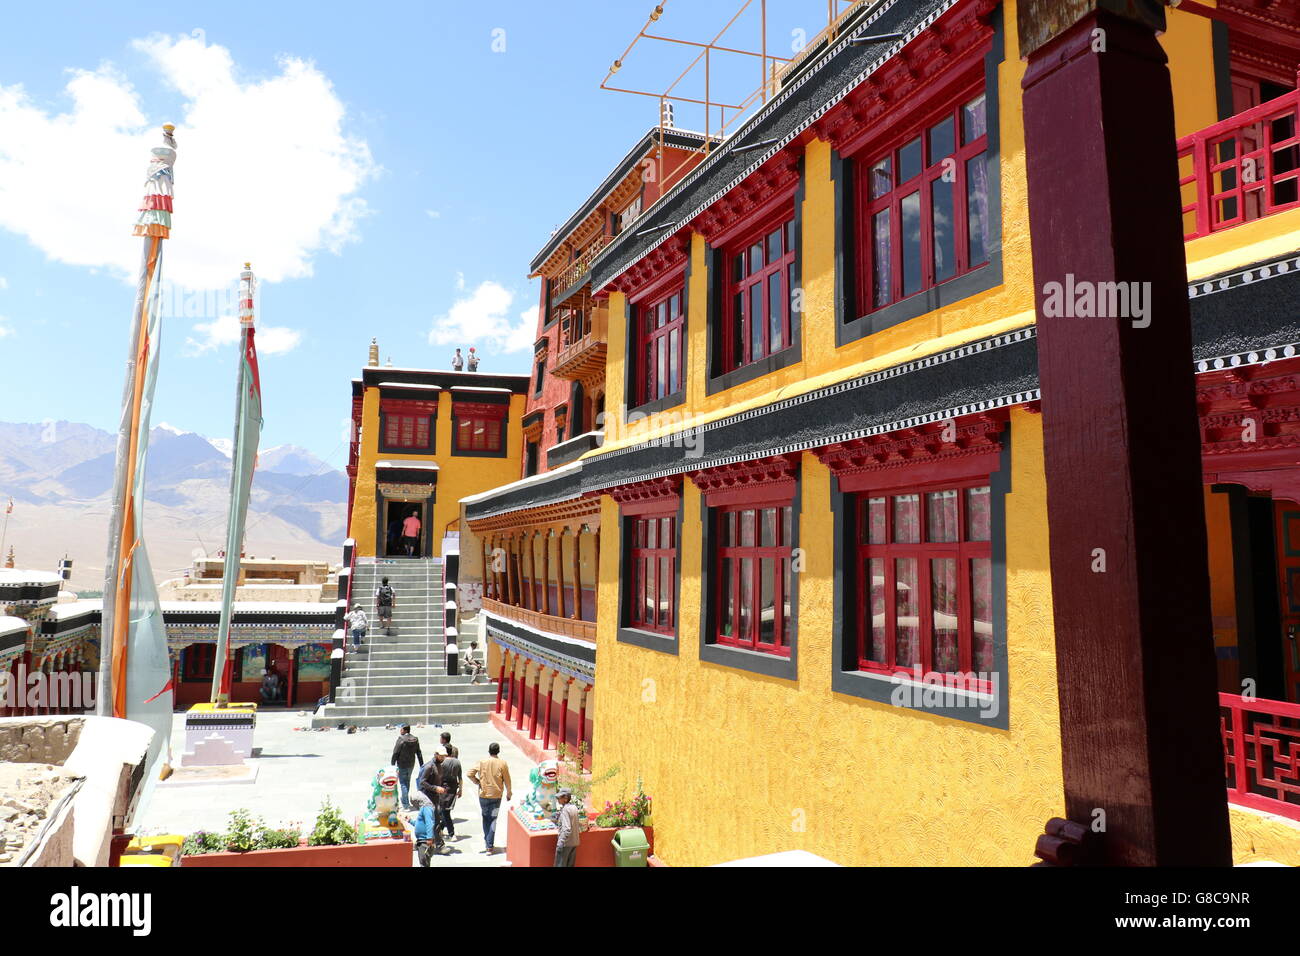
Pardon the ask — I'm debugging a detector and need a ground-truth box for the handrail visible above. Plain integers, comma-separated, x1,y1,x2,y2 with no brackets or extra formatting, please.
1218,691,1300,823
555,235,614,293
481,597,596,643
1177,78,1300,240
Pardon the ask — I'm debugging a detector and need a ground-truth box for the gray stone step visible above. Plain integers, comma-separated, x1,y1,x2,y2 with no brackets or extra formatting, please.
309,711,491,729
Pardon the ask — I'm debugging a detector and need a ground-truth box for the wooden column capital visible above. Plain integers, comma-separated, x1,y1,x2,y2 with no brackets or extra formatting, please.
1016,0,1167,59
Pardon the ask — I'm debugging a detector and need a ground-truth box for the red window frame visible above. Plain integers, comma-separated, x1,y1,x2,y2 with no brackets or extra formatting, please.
854,478,993,691
636,284,685,405
725,208,797,371
627,510,677,634
454,415,502,453
714,499,795,656
856,76,990,313
183,644,216,681
383,413,431,450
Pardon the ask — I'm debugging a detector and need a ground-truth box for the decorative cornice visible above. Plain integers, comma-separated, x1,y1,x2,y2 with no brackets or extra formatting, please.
605,232,690,300
814,413,1005,478
689,453,801,496
605,475,683,506
693,152,800,244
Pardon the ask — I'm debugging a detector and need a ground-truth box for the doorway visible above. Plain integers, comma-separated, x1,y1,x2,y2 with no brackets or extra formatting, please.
382,498,430,558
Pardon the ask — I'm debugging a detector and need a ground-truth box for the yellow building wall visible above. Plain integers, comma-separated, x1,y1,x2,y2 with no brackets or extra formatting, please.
591,407,1064,866
347,387,525,557
1230,806,1300,866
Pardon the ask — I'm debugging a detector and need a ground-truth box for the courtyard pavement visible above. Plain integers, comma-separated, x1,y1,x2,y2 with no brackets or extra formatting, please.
138,711,537,867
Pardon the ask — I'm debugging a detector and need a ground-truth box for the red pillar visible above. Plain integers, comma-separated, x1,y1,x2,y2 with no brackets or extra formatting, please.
561,677,574,751
577,684,587,760
1021,2,1231,865
515,662,527,731
542,672,555,751
494,651,508,714
529,668,542,739
286,647,297,708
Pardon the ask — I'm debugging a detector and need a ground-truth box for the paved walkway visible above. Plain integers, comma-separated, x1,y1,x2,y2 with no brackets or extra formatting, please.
138,711,536,867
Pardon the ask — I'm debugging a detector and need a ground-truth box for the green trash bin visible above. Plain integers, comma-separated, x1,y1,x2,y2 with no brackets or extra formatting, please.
611,827,650,867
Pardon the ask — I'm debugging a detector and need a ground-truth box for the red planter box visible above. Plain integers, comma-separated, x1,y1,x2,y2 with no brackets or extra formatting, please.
505,810,653,867
182,838,410,868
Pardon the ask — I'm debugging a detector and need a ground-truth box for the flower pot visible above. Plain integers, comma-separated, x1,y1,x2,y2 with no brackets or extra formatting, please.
183,837,410,867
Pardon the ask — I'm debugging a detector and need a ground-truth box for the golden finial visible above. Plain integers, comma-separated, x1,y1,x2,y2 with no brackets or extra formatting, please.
368,337,380,367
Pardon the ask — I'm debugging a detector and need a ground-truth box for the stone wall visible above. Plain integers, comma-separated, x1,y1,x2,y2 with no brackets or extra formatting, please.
0,718,83,765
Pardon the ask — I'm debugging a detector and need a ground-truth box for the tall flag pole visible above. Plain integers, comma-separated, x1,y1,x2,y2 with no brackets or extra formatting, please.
98,124,178,793
210,263,263,706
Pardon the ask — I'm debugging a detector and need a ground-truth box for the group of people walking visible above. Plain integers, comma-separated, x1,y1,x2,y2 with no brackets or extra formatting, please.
391,726,514,865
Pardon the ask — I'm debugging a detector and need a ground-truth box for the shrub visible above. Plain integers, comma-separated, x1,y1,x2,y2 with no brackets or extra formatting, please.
224,809,259,853
181,830,226,856
308,799,358,846
595,778,653,829
256,825,302,850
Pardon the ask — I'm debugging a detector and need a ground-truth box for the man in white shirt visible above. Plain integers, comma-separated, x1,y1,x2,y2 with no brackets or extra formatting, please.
346,604,368,649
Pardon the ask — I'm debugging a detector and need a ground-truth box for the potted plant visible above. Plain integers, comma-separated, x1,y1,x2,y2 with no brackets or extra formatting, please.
180,799,408,867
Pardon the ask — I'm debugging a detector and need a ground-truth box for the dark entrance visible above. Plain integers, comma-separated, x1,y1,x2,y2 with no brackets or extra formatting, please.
382,498,430,558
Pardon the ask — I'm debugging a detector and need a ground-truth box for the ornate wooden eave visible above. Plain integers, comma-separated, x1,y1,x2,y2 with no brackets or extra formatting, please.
604,232,690,300
692,151,801,245
814,412,1006,479
466,494,601,535
604,475,683,507
688,453,801,498
813,1,996,157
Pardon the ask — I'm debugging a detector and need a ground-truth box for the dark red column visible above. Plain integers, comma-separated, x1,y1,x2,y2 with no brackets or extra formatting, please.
1021,2,1231,865
494,652,508,714
542,673,555,751
529,669,541,739
515,664,526,730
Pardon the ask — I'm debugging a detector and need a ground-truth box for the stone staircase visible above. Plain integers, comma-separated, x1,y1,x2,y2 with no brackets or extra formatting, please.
311,557,497,728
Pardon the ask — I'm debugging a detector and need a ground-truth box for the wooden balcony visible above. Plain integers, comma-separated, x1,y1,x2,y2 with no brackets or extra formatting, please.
481,597,596,643
1179,79,1300,241
553,234,613,296
551,305,608,384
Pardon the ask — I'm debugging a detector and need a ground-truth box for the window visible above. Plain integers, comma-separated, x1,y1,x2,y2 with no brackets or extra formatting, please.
454,416,502,453
534,358,546,396
612,194,642,236
715,502,795,656
726,212,797,371
628,512,676,634
637,286,685,405
183,644,215,681
858,87,990,312
855,482,992,686
383,413,432,450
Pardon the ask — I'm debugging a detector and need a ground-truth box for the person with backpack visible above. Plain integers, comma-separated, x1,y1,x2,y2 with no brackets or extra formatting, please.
375,576,395,635
391,724,424,810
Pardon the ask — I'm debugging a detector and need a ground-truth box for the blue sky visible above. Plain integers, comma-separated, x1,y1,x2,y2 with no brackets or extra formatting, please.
0,0,833,467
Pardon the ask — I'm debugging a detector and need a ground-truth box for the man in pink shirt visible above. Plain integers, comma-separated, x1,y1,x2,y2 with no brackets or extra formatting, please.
401,509,422,557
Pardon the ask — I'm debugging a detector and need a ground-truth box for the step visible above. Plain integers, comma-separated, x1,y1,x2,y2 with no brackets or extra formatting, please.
315,700,496,718
332,694,499,710
309,712,491,729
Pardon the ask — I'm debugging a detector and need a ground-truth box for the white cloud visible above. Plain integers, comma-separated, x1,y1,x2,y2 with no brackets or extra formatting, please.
0,34,378,290
0,277,8,289
185,313,302,356
0,316,11,337
427,280,535,355
425,209,440,219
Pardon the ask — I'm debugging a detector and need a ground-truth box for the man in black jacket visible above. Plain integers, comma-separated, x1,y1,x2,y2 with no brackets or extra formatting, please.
391,725,424,810
417,754,449,852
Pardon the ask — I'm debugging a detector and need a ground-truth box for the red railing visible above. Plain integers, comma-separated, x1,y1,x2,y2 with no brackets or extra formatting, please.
1178,79,1300,240
1219,692,1300,823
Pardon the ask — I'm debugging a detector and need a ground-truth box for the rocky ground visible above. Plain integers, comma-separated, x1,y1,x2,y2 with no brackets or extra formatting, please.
0,763,81,865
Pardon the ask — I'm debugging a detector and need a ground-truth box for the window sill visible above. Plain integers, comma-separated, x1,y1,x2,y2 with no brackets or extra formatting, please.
699,640,796,680
838,260,1003,346
706,342,802,396
450,445,508,459
831,667,1007,728
627,389,685,419
617,626,679,655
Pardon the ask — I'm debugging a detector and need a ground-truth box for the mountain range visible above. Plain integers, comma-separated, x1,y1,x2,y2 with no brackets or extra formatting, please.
0,420,346,591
